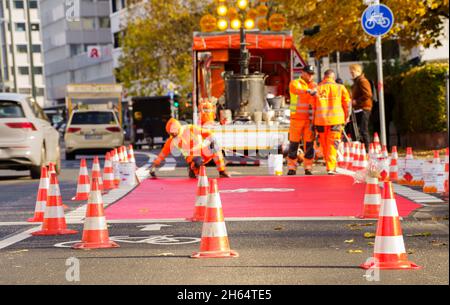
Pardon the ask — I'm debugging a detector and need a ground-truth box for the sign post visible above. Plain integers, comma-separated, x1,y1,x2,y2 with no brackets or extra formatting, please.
361,1,394,146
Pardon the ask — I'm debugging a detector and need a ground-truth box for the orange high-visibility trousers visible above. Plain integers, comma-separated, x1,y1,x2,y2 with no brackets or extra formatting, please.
288,119,314,170
316,125,343,172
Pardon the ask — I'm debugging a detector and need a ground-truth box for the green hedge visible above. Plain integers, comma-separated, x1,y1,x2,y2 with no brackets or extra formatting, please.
394,62,448,133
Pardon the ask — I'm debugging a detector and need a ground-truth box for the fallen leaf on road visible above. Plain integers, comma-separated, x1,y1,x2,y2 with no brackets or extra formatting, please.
274,227,284,231
344,239,354,244
364,232,376,239
347,250,363,254
407,250,415,255
347,223,375,228
8,249,28,254
156,253,175,257
431,240,448,247
367,242,375,246
406,232,432,237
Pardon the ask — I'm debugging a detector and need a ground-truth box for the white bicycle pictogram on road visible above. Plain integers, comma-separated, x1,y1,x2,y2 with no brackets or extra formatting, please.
364,12,391,29
54,235,201,248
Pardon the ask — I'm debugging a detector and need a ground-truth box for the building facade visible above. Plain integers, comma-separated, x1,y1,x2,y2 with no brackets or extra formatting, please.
0,0,46,106
39,0,115,105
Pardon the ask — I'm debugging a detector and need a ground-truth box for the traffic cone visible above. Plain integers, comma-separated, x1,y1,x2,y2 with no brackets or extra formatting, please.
358,176,381,219
381,145,389,159
112,148,121,187
389,146,399,182
32,173,78,236
118,147,124,162
127,145,136,165
432,150,440,164
72,178,119,249
444,148,449,196
360,181,421,270
187,166,209,222
103,152,116,190
373,132,381,154
72,159,90,201
191,179,239,258
344,142,352,169
48,162,56,176
91,156,104,193
120,146,128,162
369,143,376,161
352,143,361,170
359,144,368,169
405,147,414,160
28,166,49,222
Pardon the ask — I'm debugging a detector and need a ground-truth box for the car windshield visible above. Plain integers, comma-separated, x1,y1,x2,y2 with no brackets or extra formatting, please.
0,101,25,118
70,111,117,125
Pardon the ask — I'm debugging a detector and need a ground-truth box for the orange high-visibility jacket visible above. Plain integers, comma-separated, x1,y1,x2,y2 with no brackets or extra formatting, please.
154,124,213,166
312,77,351,126
289,78,317,121
199,99,216,124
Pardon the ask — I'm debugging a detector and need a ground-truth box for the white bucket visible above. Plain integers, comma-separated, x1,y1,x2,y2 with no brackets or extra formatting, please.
119,162,136,187
268,154,283,176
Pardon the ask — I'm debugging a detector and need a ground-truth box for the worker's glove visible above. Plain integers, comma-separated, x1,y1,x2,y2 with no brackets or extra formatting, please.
149,163,157,178
208,136,220,154
307,89,317,96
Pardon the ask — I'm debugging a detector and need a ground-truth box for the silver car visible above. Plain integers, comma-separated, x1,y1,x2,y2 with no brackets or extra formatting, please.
0,93,61,179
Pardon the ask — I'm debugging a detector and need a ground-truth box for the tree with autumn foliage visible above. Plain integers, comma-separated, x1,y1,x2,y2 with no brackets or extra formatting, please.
115,0,212,97
277,0,449,58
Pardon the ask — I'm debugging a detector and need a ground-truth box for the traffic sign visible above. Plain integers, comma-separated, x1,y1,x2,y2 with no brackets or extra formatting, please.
361,4,394,37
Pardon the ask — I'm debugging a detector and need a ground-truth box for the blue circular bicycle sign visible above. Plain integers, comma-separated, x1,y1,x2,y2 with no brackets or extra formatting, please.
361,4,394,37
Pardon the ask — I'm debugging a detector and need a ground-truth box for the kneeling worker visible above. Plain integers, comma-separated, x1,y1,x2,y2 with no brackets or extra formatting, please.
150,118,230,178
287,65,317,175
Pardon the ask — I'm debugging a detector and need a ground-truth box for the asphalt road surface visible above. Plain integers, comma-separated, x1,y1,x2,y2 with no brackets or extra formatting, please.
0,149,448,285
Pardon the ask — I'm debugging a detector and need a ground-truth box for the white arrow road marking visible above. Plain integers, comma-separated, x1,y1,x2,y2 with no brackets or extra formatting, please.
220,188,295,194
138,224,172,231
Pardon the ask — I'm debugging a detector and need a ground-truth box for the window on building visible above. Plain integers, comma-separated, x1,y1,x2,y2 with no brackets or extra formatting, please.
29,0,38,9
16,45,28,53
15,23,26,32
14,1,24,9
32,45,41,53
33,67,43,75
113,32,121,49
31,24,40,31
82,18,96,30
67,20,82,30
18,67,29,75
99,17,110,29
70,44,83,56
18,88,32,94
36,88,45,97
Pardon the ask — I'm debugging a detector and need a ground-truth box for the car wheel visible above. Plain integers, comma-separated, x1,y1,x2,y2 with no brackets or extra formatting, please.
65,151,75,160
30,145,46,179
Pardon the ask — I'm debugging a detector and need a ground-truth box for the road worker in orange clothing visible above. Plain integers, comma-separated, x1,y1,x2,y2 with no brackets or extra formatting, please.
149,118,230,178
287,65,317,176
311,69,351,175
198,97,216,126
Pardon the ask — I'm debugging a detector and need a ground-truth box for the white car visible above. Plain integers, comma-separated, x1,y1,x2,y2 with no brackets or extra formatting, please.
64,109,124,160
0,93,61,179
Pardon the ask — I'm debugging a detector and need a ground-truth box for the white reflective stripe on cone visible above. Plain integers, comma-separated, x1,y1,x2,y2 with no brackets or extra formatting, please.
77,184,90,193
390,166,398,171
195,195,208,206
202,222,228,238
39,178,49,189
80,168,89,175
198,177,208,187
48,184,61,196
374,236,406,254
44,206,65,218
207,193,222,208
35,201,46,212
88,192,103,204
364,194,381,205
379,199,399,217
83,217,107,230
366,177,378,184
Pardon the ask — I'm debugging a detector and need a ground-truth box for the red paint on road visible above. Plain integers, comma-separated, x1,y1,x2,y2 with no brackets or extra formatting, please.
105,176,421,220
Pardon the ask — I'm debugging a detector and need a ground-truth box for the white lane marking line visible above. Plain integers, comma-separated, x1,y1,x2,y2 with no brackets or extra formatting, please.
0,222,33,226
138,224,172,231
0,226,40,250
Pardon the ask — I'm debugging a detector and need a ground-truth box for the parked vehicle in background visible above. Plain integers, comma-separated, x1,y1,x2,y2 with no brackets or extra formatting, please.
0,93,61,179
64,109,124,160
